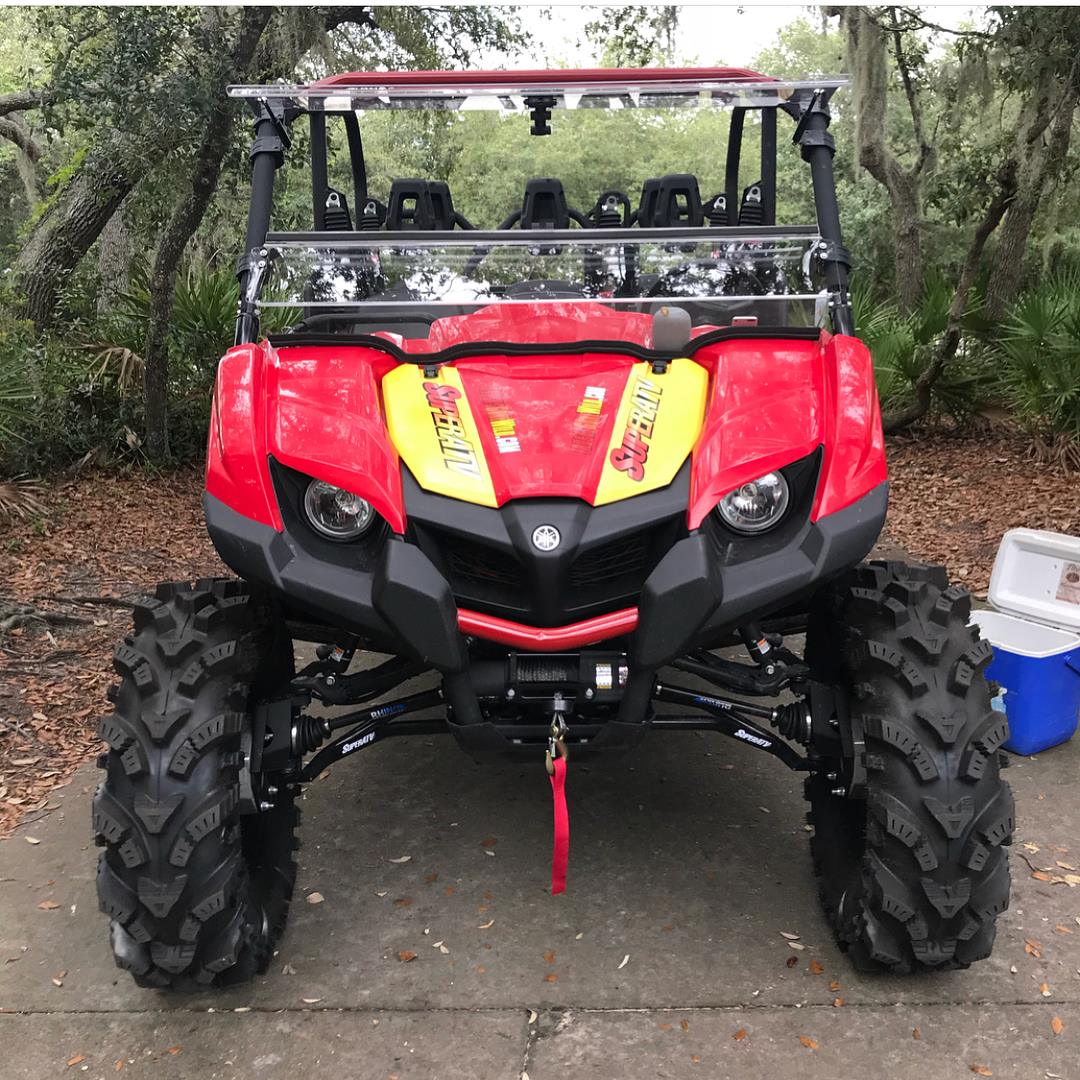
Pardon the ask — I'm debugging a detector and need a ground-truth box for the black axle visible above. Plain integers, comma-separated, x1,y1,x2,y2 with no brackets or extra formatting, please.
653,682,811,771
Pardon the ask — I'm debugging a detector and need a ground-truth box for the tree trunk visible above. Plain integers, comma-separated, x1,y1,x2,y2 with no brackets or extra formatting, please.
882,160,1018,433
842,7,931,312
97,198,133,315
983,82,1078,320
13,137,137,330
142,7,274,460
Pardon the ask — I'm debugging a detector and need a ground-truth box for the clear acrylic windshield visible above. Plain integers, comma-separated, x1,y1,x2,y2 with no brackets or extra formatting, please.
254,231,829,339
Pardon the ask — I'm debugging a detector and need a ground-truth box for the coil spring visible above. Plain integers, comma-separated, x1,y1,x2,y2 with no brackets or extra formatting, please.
772,699,811,744
293,715,329,754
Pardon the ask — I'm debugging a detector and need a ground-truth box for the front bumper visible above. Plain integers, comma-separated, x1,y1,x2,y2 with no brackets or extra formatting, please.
204,478,886,665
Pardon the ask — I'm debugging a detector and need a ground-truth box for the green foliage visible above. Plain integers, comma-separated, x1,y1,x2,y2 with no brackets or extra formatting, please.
0,316,35,441
855,274,991,421
995,274,1080,449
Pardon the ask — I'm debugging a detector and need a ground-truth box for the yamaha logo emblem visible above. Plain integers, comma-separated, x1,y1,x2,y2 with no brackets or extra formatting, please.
531,524,561,552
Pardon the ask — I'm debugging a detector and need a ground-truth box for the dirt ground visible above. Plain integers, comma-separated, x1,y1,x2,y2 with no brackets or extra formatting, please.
2,429,1078,837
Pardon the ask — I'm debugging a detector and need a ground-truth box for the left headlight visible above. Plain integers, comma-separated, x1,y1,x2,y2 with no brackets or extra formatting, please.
303,479,376,541
716,472,790,534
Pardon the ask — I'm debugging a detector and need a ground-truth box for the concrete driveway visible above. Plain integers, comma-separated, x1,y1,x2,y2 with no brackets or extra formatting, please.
2,660,1079,1079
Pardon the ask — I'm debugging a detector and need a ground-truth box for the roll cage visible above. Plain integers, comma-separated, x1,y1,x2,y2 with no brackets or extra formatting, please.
228,67,853,344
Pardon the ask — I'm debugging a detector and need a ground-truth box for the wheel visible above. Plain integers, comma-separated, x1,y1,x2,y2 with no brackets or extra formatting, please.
93,579,298,989
804,560,1014,973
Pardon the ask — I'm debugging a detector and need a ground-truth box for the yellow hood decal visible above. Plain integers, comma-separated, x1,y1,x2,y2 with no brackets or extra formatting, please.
382,356,708,508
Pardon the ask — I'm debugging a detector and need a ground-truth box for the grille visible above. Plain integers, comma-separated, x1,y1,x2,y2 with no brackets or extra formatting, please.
569,534,649,589
444,540,522,590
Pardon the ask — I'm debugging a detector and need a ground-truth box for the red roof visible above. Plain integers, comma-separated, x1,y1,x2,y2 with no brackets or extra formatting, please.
312,67,773,90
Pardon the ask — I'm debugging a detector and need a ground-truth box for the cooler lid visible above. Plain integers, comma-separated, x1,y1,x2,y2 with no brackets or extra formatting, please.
989,528,1080,632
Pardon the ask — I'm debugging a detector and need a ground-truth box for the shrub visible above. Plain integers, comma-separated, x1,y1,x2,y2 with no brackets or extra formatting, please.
995,273,1080,468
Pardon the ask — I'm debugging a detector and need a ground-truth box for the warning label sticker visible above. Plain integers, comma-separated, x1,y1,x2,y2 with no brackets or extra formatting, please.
1056,561,1080,606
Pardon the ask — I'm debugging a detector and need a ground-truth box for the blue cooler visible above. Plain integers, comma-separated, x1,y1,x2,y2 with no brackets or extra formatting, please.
969,528,1080,755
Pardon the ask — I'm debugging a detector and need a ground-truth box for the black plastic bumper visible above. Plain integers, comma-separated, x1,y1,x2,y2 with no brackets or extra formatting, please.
204,478,887,704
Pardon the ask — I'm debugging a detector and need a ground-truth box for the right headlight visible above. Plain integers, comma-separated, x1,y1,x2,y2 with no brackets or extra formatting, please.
715,472,790,534
303,479,376,541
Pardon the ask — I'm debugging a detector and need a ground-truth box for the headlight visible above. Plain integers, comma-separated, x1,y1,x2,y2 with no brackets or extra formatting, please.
303,480,376,541
716,472,790,534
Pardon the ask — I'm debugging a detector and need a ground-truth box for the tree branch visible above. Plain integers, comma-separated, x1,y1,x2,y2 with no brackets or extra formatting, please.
882,160,1017,433
888,8,933,175
0,89,54,117
0,115,42,161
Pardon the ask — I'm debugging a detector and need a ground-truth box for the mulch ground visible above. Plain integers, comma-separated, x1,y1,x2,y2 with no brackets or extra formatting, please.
2,430,1078,837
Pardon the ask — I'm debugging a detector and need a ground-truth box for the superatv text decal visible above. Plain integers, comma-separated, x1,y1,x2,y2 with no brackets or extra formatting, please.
423,381,482,477
609,377,662,481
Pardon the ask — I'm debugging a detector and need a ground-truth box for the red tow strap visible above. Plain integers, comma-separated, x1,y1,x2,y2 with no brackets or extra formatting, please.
549,754,569,894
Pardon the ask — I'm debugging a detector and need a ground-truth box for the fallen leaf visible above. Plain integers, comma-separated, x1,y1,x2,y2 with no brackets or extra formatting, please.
1051,1016,1064,1036
166,1047,181,1055
444,886,456,896
833,997,845,1007
808,959,824,975
618,954,630,970
397,951,417,963
659,1022,673,1031
1033,870,1053,882
798,1036,818,1051
779,931,800,940
25,836,40,845
1024,938,1043,959
233,1007,251,1013
543,950,556,964
51,970,66,986
38,899,60,910
475,965,486,974
828,979,841,992
1054,924,1073,935
282,963,296,975
439,944,449,954
394,897,412,908
913,1028,921,1040
785,955,798,969
970,1067,993,1077
478,919,495,929
302,997,322,1004
528,1010,538,1024
424,873,438,884
680,1019,690,1033
1040,981,1051,997
115,1061,124,1071
305,892,324,905
484,849,495,857
66,1054,86,1067
788,941,807,951
1057,861,1077,872
691,1055,701,1065
544,973,558,983
375,891,388,898
388,856,412,864
732,1028,748,1042
481,836,498,847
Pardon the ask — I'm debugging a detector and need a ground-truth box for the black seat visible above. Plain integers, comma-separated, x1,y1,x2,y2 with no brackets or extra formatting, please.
653,173,703,227
635,178,661,227
428,181,456,230
521,178,570,229
387,178,436,230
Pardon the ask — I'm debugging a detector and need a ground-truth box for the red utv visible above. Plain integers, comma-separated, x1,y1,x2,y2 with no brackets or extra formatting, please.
93,68,1012,988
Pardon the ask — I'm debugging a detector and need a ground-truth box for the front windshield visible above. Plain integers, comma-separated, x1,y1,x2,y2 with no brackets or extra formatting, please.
255,231,828,343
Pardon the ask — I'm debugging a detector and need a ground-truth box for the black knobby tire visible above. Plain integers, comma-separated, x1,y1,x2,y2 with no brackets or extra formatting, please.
804,560,1014,973
93,579,298,989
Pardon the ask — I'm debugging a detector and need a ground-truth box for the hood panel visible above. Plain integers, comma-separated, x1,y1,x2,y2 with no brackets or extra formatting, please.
382,355,708,507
